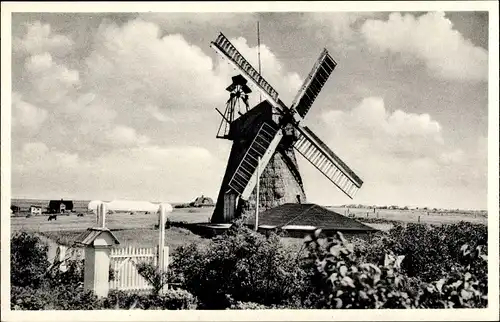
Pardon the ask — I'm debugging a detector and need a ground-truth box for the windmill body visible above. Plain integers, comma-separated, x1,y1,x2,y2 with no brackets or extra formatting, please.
210,33,364,225
212,101,307,223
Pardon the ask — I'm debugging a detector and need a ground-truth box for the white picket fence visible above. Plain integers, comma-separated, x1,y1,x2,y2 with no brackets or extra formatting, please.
109,245,169,293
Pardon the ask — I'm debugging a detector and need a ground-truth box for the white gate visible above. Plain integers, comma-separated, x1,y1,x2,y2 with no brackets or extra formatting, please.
109,245,169,292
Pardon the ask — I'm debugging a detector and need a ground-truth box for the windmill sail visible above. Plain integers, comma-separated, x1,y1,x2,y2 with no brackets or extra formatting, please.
291,49,337,120
228,122,283,200
211,33,285,111
294,126,363,199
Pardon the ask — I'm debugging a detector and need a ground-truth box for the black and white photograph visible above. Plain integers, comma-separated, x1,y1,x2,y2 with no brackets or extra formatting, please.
1,1,499,321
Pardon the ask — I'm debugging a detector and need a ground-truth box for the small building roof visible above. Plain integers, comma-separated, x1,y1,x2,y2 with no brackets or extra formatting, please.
48,199,74,209
245,203,376,232
191,195,214,206
75,228,120,246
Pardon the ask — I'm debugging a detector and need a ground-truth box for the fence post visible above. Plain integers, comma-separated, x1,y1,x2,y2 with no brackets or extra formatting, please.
162,246,169,290
97,202,106,228
158,204,172,294
158,204,166,272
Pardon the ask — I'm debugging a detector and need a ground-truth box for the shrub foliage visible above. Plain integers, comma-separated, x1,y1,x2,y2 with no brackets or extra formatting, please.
168,224,306,309
10,231,197,310
10,221,487,310
301,223,488,309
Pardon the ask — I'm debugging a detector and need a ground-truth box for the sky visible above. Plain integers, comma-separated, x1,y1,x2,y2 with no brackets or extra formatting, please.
9,11,490,210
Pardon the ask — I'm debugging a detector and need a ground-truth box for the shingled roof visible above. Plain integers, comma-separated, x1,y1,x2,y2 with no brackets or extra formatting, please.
244,203,376,232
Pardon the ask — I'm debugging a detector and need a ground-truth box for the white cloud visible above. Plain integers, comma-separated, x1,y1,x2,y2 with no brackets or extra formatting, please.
440,149,465,165
13,21,74,56
24,52,80,104
11,16,487,209
12,93,48,131
12,144,225,202
299,96,487,209
12,18,303,171
322,97,444,160
91,145,225,202
105,125,150,147
85,19,227,116
145,105,175,123
22,141,49,156
360,12,488,81
222,37,303,105
140,12,257,31
308,12,375,39
13,19,291,201
16,142,79,172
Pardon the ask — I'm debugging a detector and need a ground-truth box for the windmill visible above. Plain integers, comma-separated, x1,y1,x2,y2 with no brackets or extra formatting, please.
210,32,363,224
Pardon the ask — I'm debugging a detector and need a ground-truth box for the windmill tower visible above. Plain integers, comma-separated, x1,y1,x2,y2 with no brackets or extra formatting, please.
210,33,364,224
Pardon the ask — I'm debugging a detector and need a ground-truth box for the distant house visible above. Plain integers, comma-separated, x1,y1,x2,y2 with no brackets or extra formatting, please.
48,199,74,214
189,195,214,207
30,205,42,216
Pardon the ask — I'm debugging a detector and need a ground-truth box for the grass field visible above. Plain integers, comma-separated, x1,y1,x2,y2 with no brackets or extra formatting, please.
10,199,487,251
10,207,211,232
327,206,487,225
10,206,213,253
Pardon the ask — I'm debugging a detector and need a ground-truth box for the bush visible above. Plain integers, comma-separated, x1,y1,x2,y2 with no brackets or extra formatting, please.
103,289,197,310
11,232,110,310
136,262,169,295
155,289,198,310
47,259,85,287
11,286,56,310
169,224,307,309
11,284,102,310
302,230,418,309
11,232,50,288
358,222,487,282
228,301,270,310
11,223,487,310
418,244,488,308
304,229,488,309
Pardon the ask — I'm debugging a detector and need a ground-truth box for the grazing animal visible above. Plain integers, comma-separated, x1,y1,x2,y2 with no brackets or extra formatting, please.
48,215,57,221
77,213,84,217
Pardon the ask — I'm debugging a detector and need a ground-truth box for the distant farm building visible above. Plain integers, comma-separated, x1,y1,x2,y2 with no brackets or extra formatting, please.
30,205,42,216
48,199,74,214
189,195,214,207
244,203,377,238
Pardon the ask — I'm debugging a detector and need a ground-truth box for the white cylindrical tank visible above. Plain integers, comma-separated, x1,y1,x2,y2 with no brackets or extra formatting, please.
88,200,103,213
106,200,160,213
